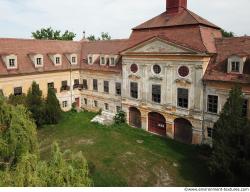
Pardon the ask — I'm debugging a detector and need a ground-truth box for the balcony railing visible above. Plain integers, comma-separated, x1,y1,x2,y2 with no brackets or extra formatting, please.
60,85,70,92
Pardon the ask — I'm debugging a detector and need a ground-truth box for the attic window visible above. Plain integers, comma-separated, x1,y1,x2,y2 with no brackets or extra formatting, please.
101,57,105,65
71,56,76,64
36,58,42,65
88,56,93,64
9,59,16,67
56,57,61,64
110,57,115,66
231,61,240,72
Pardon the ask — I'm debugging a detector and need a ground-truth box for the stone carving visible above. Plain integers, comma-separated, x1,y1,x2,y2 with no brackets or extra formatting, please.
128,74,141,80
175,78,192,85
149,76,163,81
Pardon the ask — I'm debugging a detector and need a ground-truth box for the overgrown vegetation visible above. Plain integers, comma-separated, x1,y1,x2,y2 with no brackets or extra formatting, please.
0,96,92,187
209,86,250,186
32,27,76,41
8,81,61,127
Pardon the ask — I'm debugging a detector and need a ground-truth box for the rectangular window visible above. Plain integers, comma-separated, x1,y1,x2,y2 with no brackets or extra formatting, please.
72,57,76,64
104,81,109,93
207,95,218,114
36,58,42,65
115,82,121,96
14,87,22,96
231,61,240,72
62,80,67,87
101,57,105,65
48,82,54,89
130,82,138,99
93,79,98,91
84,98,87,105
152,85,161,103
110,57,115,66
83,79,88,90
56,57,60,64
242,99,248,117
74,79,79,85
62,101,68,108
94,100,98,107
104,103,109,110
9,59,15,67
177,88,188,108
88,56,93,64
207,128,213,138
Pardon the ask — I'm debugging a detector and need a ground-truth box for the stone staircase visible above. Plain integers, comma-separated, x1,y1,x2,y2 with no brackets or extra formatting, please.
91,111,115,125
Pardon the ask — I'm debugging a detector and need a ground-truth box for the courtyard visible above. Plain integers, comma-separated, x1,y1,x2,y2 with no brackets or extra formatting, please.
38,112,212,187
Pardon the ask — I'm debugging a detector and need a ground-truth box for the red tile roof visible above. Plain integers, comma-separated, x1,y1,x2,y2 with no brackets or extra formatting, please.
204,36,250,84
133,9,220,30
0,38,81,76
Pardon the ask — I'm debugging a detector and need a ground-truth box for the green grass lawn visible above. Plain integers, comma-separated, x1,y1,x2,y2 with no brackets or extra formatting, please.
38,112,212,187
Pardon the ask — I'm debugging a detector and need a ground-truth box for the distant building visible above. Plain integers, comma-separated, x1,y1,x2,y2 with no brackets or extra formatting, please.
0,0,249,144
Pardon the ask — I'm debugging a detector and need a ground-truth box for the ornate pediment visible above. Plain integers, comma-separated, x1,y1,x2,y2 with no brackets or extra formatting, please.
123,37,197,54
175,78,192,85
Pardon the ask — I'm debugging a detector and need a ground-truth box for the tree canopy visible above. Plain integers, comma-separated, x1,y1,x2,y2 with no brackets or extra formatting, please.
221,29,235,37
0,97,92,187
87,32,111,41
32,27,76,41
209,86,250,186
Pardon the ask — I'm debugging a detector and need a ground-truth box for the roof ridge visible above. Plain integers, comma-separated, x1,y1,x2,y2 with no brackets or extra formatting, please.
0,37,80,43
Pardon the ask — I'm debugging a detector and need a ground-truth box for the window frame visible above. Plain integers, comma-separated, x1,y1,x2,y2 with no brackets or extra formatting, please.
207,95,219,114
14,87,22,96
93,79,98,91
152,84,161,104
104,81,109,93
130,82,138,99
9,59,16,68
62,101,68,108
83,79,88,90
115,82,121,96
177,88,189,109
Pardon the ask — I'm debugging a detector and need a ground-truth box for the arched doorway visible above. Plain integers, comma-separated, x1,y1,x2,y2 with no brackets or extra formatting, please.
174,118,193,144
148,112,166,136
129,107,141,128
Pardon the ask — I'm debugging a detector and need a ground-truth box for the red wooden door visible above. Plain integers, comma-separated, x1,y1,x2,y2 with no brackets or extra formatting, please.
129,107,142,128
148,112,166,136
174,118,192,144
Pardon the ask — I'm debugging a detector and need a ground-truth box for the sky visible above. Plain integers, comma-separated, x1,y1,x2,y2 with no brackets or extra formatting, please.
0,0,249,40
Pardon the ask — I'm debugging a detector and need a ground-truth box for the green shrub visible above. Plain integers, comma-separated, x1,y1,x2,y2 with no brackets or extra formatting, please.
114,110,126,124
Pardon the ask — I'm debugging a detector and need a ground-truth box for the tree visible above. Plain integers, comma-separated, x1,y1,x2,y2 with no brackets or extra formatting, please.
44,88,61,124
87,32,111,41
0,96,38,168
114,110,126,124
32,27,76,41
8,94,27,106
221,29,235,37
26,81,45,127
209,86,250,186
0,143,92,187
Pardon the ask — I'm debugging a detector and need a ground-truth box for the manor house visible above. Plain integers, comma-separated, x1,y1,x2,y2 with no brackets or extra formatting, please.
0,0,249,144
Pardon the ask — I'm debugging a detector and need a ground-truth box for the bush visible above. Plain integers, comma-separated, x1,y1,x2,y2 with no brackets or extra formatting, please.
71,102,77,113
114,110,126,124
8,94,27,106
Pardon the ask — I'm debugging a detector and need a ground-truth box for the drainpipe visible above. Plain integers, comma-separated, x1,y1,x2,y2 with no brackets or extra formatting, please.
201,80,206,144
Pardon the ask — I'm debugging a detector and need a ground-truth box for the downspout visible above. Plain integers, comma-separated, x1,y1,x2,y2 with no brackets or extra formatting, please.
201,80,206,144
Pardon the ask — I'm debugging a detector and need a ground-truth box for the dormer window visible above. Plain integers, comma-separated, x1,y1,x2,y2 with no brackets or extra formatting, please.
111,57,115,66
2,54,18,69
231,61,240,72
72,56,76,64
9,59,15,67
101,57,105,65
36,58,42,65
88,56,93,64
56,57,60,64
228,55,245,74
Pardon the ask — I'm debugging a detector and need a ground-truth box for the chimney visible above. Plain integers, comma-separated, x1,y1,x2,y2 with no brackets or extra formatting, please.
166,0,187,14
